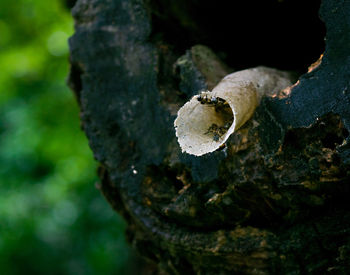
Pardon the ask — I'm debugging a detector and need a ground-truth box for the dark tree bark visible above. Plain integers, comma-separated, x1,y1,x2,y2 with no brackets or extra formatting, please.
68,0,350,273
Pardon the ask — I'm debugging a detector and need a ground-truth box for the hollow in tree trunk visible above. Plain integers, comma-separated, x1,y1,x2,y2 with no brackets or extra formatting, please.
68,0,350,273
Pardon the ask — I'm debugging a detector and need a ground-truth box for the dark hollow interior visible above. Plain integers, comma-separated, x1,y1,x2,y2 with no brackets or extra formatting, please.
147,0,325,74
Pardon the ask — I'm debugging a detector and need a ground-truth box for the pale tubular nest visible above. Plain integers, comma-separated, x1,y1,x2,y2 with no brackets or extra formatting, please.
174,66,293,156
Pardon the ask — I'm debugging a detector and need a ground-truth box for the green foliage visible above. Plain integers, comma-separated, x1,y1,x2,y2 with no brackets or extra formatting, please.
0,1,131,274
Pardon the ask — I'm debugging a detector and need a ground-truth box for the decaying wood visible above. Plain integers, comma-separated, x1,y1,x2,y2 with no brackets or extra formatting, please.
68,0,350,273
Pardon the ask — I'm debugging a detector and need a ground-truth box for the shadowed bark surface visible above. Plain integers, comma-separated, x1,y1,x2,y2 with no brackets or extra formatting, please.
68,0,350,273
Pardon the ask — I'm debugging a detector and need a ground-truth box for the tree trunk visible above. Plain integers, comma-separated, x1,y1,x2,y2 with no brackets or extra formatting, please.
68,0,350,273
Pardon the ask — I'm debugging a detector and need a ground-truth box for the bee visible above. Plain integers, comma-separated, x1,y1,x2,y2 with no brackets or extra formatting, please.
205,123,230,142
213,133,220,142
213,98,231,113
197,94,231,113
197,94,213,105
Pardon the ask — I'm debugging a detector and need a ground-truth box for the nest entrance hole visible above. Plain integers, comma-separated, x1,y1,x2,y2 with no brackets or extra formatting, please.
191,95,234,143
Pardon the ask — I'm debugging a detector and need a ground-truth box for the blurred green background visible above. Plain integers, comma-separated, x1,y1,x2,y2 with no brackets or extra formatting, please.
0,0,132,274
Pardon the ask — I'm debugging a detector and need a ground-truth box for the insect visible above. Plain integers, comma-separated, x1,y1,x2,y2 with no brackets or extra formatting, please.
197,94,214,105
213,133,220,142
205,123,230,142
197,94,231,113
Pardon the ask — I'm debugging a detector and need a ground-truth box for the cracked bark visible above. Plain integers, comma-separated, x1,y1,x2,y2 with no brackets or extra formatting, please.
68,0,350,273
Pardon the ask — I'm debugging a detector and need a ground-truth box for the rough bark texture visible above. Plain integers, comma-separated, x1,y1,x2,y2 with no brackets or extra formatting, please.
68,0,350,273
